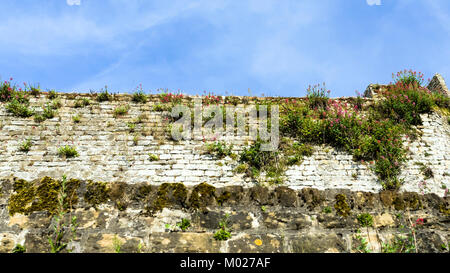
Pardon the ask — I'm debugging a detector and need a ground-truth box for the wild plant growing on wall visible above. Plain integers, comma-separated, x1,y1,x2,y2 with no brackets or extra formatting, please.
306,82,330,110
58,145,79,158
132,84,147,103
48,175,78,253
276,70,446,189
392,69,425,87
96,85,112,102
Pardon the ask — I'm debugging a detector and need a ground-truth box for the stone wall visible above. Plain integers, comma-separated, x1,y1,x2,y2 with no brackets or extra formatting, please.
428,73,450,97
0,180,448,253
0,90,449,253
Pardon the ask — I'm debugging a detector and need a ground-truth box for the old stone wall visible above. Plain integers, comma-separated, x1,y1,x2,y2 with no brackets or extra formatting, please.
0,91,449,253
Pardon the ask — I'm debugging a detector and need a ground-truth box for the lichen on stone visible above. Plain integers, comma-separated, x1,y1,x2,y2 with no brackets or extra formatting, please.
137,184,153,199
188,182,216,210
7,177,80,216
439,203,450,216
8,179,35,216
84,181,110,208
393,196,405,211
216,191,231,206
147,183,187,215
334,194,351,217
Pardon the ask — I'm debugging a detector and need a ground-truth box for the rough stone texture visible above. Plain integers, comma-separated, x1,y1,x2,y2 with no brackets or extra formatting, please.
0,181,449,253
428,73,450,97
0,93,448,196
0,92,449,253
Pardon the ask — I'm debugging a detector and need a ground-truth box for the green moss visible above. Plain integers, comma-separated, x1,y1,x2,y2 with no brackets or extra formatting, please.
189,182,216,210
234,163,248,174
334,194,351,217
64,179,81,208
8,179,35,216
403,193,423,210
7,177,80,216
393,196,405,211
439,203,450,216
30,177,61,214
84,181,110,208
115,201,126,211
217,191,231,206
137,185,153,199
148,183,187,214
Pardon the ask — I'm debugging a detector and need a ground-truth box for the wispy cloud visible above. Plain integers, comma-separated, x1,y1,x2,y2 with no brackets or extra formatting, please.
0,0,449,96
67,0,81,6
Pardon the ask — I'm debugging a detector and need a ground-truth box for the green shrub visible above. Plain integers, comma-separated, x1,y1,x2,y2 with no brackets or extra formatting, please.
234,163,248,174
432,92,450,109
176,218,191,231
213,214,232,241
152,104,169,112
392,69,425,87
34,114,46,123
11,244,26,253
0,79,30,103
97,86,111,102
42,103,57,119
29,85,41,97
50,98,62,109
0,81,15,102
58,145,79,158
306,83,330,110
132,87,147,103
74,98,90,108
72,114,81,123
127,122,136,132
205,141,233,159
48,90,57,99
6,99,34,117
19,138,32,152
113,105,129,117
357,213,374,227
148,154,159,161
160,91,183,104
323,206,332,214
285,142,314,165
377,85,434,126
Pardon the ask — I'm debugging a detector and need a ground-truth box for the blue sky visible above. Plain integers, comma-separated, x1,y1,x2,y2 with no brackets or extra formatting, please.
0,0,449,97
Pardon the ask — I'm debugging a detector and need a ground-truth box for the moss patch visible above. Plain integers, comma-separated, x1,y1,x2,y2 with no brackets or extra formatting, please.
439,202,450,216
403,192,423,210
8,177,80,216
379,190,396,207
109,182,127,210
8,179,35,216
216,191,231,206
188,182,216,210
334,194,351,217
301,188,323,209
137,184,153,199
393,196,405,211
84,181,110,208
393,193,423,211
148,183,187,215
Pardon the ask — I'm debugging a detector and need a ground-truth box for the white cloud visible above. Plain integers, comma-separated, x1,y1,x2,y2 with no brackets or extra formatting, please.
366,0,381,6
67,0,81,6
